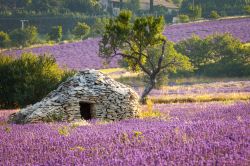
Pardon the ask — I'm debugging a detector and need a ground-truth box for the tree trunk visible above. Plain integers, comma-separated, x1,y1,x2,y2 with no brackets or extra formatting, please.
150,0,154,13
120,0,123,9
140,78,155,104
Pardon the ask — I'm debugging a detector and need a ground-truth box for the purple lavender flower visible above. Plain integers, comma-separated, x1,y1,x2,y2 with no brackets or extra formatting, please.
0,102,249,165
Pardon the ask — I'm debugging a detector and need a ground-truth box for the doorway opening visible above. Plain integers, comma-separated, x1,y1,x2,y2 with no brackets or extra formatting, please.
79,102,92,120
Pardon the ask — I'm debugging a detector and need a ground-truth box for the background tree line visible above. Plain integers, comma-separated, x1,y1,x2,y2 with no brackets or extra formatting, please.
180,0,250,18
1,0,249,16
0,0,103,15
0,17,108,48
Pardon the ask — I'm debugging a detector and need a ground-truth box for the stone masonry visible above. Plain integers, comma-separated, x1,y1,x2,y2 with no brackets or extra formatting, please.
9,69,140,124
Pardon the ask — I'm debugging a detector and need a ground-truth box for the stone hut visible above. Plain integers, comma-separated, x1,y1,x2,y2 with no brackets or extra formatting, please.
9,70,140,124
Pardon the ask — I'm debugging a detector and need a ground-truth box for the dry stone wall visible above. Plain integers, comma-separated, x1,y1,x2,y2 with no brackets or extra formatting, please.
9,69,140,124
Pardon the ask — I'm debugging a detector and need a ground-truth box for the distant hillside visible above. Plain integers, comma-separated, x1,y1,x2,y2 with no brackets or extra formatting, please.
3,17,250,70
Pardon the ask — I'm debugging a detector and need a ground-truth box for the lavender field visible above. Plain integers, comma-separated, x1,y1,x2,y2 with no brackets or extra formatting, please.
0,101,249,165
1,79,250,165
3,17,250,70
164,17,250,43
1,16,250,165
3,38,120,70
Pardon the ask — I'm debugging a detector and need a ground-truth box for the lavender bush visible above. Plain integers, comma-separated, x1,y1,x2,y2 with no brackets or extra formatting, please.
0,102,249,165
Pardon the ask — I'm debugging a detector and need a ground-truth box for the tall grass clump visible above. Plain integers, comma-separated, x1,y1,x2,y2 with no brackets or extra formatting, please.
140,99,172,120
0,53,75,109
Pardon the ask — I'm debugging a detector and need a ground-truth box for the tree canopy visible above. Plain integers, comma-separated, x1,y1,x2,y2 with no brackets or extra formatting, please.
72,22,90,40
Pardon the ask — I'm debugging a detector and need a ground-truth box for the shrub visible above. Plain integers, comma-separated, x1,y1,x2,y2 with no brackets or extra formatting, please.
139,99,172,120
0,53,74,109
58,126,70,136
175,34,250,77
63,30,75,41
72,22,90,40
188,5,202,20
49,26,63,42
244,5,250,15
178,14,190,23
210,11,220,19
0,31,10,48
10,26,38,47
140,100,161,118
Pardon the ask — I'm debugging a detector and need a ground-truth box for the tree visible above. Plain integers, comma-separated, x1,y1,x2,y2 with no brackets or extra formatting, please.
172,0,183,6
73,22,90,40
244,5,250,15
150,0,154,12
210,10,220,19
64,0,102,15
99,10,191,103
10,26,38,47
120,0,123,9
0,0,32,9
189,4,202,20
178,14,190,23
126,0,140,13
49,26,62,42
0,31,10,48
28,0,64,12
90,18,109,37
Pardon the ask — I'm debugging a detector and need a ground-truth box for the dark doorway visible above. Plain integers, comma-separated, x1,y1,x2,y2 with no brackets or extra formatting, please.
79,102,92,120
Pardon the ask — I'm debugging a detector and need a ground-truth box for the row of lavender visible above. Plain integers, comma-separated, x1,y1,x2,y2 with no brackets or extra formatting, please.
0,102,249,165
3,17,250,70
